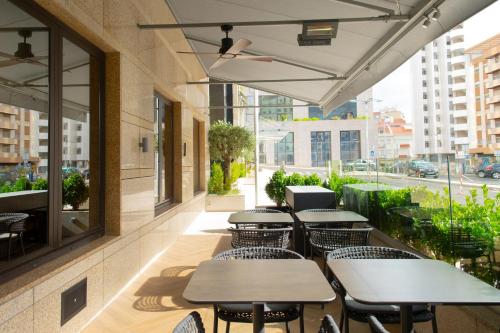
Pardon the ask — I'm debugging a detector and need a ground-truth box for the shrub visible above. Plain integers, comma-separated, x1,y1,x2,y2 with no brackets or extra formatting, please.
12,176,31,191
285,172,305,186
304,173,322,186
208,162,224,195
239,162,247,178
325,172,365,205
63,173,89,210
32,178,48,190
265,169,287,207
230,162,241,185
1,182,12,193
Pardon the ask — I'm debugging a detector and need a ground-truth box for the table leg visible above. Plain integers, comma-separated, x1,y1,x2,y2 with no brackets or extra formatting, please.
253,303,265,333
400,304,414,333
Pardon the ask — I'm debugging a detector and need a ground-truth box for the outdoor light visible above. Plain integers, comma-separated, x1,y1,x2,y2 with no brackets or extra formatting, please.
430,8,441,21
422,17,431,29
298,21,338,46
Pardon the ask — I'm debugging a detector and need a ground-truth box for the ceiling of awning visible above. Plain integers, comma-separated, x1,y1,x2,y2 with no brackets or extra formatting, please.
164,0,495,110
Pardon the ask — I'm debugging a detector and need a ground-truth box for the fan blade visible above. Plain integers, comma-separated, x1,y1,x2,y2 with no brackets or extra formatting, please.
224,38,251,56
177,51,220,55
22,58,48,67
209,57,230,70
235,55,274,62
0,51,15,59
0,59,21,68
29,56,49,61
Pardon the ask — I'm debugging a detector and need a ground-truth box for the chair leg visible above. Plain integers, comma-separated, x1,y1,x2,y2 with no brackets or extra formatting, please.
19,233,25,256
213,305,218,333
285,321,290,333
7,233,13,262
343,311,349,333
225,321,230,333
339,309,344,332
431,306,438,333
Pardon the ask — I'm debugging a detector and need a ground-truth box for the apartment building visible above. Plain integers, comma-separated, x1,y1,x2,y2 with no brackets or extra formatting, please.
411,24,468,161
374,108,413,159
234,87,376,168
466,34,500,157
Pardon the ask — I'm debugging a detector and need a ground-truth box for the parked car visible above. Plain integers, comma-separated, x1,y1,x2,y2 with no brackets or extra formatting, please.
476,163,500,179
345,159,376,171
408,160,439,178
62,167,79,179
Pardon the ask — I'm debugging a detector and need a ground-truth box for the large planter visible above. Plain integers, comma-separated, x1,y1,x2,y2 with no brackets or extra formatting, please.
205,194,245,212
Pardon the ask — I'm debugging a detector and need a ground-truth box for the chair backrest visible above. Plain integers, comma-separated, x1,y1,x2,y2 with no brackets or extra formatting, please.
213,247,304,260
243,208,282,213
173,311,205,333
228,228,291,249
0,213,29,233
308,228,372,251
367,315,390,333
318,315,341,333
327,246,421,261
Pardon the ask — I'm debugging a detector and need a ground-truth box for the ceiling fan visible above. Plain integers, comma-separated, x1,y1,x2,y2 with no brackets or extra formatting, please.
0,30,48,68
177,24,273,69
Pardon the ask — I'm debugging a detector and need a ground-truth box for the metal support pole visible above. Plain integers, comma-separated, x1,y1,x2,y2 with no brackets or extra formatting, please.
254,90,259,207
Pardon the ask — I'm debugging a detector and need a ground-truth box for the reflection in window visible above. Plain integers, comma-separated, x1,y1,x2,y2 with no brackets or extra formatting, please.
311,131,331,167
154,93,174,207
259,95,293,121
340,130,361,162
274,132,294,166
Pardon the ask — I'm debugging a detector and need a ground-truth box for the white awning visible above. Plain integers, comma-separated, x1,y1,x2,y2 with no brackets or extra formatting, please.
164,0,494,111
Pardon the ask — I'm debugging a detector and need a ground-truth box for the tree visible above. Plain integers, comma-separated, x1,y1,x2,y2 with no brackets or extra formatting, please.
209,121,254,190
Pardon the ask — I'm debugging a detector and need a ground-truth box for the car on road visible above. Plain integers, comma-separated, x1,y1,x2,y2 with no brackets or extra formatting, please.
408,160,439,178
476,163,500,179
345,159,376,171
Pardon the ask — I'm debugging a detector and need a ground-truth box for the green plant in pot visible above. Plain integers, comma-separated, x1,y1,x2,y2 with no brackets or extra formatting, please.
63,173,89,210
265,169,287,207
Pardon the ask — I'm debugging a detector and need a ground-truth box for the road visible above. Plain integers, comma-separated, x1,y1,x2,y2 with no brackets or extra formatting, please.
258,166,500,204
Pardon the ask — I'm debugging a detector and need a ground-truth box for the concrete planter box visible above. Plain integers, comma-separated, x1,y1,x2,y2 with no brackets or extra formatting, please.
205,194,245,212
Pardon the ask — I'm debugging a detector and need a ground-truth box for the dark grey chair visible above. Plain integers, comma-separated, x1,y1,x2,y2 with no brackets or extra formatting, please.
212,247,304,333
367,315,390,333
173,311,206,333
0,213,29,262
318,315,341,333
228,227,291,249
308,227,372,272
327,246,437,333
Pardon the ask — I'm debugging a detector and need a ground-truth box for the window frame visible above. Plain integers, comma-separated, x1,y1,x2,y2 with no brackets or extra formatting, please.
0,0,106,279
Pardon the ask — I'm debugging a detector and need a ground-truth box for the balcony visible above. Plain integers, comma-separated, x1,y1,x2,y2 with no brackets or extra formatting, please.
454,136,469,144
486,95,500,104
487,111,500,119
486,62,500,73
453,109,468,118
486,79,500,89
0,137,16,145
451,69,466,78
450,55,465,65
452,82,466,91
487,127,500,135
0,120,17,130
453,95,467,104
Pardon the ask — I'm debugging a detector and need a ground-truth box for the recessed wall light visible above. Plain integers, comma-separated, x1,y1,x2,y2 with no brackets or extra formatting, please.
422,17,431,29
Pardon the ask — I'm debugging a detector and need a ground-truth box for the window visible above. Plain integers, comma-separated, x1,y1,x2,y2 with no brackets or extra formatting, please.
154,93,175,209
274,132,294,165
434,64,439,72
424,117,428,124
435,77,439,84
259,142,266,164
422,80,427,87
424,129,429,135
311,131,331,167
259,95,293,121
0,0,104,275
435,90,440,97
423,92,427,99
425,141,430,148
435,102,440,109
193,118,203,193
340,130,360,162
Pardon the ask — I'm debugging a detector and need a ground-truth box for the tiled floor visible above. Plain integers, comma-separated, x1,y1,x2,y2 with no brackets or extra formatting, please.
82,212,395,333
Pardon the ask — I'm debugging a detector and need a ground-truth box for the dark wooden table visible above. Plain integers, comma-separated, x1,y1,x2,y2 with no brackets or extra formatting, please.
328,259,500,333
228,212,293,229
184,259,336,333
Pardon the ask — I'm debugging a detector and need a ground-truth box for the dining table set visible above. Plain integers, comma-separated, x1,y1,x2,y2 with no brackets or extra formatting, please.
179,197,500,333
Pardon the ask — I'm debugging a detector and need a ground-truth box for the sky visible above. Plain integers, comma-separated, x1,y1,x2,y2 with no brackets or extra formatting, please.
372,1,500,121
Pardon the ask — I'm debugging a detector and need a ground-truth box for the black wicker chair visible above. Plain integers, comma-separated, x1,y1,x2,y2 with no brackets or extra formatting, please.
212,247,304,333
367,316,390,333
318,315,341,333
173,311,206,333
308,227,372,272
327,246,437,333
228,228,291,249
0,213,29,262
235,208,283,229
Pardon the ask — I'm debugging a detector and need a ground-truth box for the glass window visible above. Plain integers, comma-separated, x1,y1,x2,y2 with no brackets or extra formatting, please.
274,132,294,166
259,95,293,121
311,131,331,167
154,93,174,207
340,130,360,162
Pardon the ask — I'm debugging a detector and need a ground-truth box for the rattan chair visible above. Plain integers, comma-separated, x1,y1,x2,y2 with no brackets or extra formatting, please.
327,246,437,333
367,316,390,333
173,311,206,333
236,208,284,229
0,213,29,262
228,228,291,249
308,227,372,272
212,247,304,333
318,315,341,333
